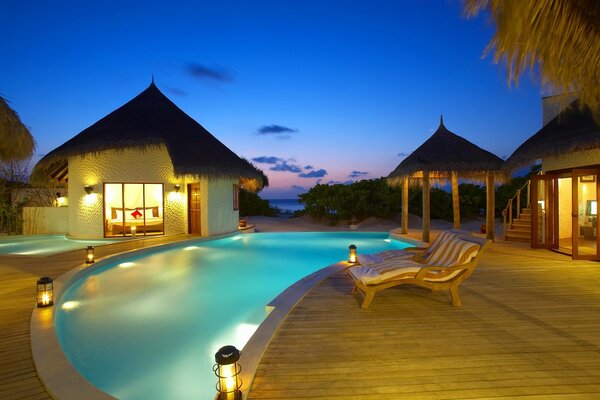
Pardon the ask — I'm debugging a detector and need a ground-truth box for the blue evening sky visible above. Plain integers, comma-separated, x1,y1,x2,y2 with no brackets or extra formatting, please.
1,1,542,199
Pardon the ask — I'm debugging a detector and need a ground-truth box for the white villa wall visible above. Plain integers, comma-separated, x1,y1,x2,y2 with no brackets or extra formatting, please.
67,145,239,239
68,146,185,239
22,207,69,235
206,178,239,236
543,149,600,172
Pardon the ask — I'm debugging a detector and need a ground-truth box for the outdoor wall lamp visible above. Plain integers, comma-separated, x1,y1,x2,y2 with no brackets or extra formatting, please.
348,244,357,264
84,185,94,195
36,277,54,308
86,246,95,264
174,184,181,192
213,345,242,400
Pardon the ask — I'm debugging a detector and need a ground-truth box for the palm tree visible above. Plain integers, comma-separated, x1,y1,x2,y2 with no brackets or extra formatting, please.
465,0,600,116
0,95,35,162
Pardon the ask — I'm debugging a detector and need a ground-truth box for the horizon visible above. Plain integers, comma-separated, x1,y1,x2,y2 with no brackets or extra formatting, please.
1,1,543,198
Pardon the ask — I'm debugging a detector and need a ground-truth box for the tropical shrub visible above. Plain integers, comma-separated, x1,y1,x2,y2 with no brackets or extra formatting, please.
239,188,278,217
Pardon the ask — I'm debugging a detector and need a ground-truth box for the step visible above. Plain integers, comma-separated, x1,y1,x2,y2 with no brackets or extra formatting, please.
505,234,531,243
505,230,531,242
512,221,531,230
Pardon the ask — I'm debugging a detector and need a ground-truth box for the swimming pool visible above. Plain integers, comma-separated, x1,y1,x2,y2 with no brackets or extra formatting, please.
55,232,410,400
0,234,120,256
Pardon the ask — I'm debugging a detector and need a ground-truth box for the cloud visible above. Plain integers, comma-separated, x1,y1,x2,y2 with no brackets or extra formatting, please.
325,180,353,185
271,162,302,173
187,63,234,82
398,152,410,157
299,169,327,178
252,156,283,164
348,170,369,178
290,185,306,191
304,165,313,170
257,125,298,135
165,86,188,96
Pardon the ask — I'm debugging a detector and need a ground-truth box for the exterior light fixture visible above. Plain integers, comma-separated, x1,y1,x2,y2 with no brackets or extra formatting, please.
84,185,94,194
36,277,54,308
130,225,137,237
348,244,357,264
213,345,242,400
174,184,181,192
85,246,95,264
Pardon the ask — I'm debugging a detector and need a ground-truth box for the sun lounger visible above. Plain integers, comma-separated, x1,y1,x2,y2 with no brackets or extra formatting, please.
349,234,490,308
357,230,459,266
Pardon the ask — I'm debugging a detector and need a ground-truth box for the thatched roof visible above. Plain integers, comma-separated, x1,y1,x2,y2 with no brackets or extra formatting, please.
505,98,600,170
32,82,264,190
0,95,35,162
388,116,504,186
464,0,600,117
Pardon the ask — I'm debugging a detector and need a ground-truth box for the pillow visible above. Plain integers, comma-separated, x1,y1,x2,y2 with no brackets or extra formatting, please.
143,207,159,218
114,209,124,221
130,209,143,219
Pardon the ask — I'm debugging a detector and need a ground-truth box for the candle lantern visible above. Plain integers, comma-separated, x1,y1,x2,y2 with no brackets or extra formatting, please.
130,225,137,237
86,246,95,264
348,244,357,264
213,345,242,400
36,277,54,307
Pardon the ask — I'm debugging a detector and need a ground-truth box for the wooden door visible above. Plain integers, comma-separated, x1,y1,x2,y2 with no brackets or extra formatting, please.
572,169,600,260
188,183,201,234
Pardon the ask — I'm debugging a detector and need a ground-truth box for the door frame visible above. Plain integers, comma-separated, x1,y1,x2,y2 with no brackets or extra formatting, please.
187,183,201,234
571,168,600,260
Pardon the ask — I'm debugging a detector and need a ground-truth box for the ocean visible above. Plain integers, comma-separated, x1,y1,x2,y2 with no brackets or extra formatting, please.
267,198,304,213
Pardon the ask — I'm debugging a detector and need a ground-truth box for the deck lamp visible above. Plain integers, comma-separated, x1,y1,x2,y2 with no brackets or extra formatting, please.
174,184,181,192
213,345,242,400
86,246,95,264
84,185,94,195
36,277,54,308
130,226,137,237
348,244,357,264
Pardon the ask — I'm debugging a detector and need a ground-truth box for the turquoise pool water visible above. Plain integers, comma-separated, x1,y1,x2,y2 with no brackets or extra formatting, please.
0,234,120,256
55,232,410,400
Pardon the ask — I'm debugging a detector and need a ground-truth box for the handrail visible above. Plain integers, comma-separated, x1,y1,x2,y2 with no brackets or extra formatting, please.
502,180,531,240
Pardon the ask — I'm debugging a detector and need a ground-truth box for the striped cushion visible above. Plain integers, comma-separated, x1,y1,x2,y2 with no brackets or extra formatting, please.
425,237,480,267
423,230,458,258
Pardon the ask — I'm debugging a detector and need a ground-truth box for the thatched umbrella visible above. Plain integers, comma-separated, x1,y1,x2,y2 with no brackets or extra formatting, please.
0,95,35,162
505,98,600,170
388,116,504,242
32,82,265,190
465,0,600,117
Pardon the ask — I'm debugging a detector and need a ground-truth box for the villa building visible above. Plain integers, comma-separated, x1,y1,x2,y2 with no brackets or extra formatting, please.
31,82,264,239
507,96,600,259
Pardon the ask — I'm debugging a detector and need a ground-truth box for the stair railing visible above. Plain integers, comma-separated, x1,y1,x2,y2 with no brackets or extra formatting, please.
502,180,531,240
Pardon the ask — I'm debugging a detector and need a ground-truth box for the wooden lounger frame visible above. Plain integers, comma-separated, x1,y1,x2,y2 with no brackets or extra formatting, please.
350,234,490,309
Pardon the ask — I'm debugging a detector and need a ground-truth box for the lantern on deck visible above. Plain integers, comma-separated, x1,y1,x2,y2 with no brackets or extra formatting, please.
213,345,242,400
86,246,95,264
130,225,137,237
36,277,54,307
348,244,357,264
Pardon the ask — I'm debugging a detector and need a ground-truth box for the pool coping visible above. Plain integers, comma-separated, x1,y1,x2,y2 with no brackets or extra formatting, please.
30,231,417,399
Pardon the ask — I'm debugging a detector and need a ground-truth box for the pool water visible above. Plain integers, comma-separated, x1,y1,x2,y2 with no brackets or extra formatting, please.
0,234,120,256
55,232,410,400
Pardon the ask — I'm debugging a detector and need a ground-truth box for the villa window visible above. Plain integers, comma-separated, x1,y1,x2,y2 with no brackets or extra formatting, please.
104,183,164,237
233,184,240,211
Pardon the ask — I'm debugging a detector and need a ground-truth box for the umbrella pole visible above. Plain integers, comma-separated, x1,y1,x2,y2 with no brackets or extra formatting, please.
486,171,495,241
452,172,460,229
401,176,408,234
423,171,430,242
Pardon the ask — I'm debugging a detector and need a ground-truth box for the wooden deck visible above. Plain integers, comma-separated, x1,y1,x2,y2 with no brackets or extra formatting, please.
248,240,600,399
1,235,599,399
0,235,191,400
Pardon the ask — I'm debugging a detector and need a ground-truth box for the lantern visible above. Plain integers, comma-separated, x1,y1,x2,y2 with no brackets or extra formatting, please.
348,244,357,264
213,345,242,400
84,185,94,194
36,277,54,307
86,246,95,264
130,225,137,237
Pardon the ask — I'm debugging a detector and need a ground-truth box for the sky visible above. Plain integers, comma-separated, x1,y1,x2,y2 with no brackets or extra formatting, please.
1,0,544,199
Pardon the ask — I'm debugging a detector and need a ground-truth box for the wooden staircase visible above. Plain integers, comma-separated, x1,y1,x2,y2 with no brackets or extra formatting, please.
505,207,531,242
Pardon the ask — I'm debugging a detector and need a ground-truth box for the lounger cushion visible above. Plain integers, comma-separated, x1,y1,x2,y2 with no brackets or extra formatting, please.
423,230,458,257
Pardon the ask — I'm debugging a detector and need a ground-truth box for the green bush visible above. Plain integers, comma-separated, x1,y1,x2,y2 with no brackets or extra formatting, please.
239,189,278,217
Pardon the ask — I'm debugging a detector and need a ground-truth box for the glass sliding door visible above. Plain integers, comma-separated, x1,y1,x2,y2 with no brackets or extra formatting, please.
531,174,558,249
572,169,600,260
104,183,164,237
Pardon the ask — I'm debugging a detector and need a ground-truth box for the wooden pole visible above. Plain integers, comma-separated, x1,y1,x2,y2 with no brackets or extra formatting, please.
401,176,408,234
486,171,495,241
451,171,460,230
422,171,430,242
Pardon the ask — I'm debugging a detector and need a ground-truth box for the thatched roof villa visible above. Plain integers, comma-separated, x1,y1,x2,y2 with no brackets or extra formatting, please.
32,82,264,239
505,96,600,259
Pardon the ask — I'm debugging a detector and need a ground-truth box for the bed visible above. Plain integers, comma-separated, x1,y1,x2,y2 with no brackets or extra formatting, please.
106,206,164,235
